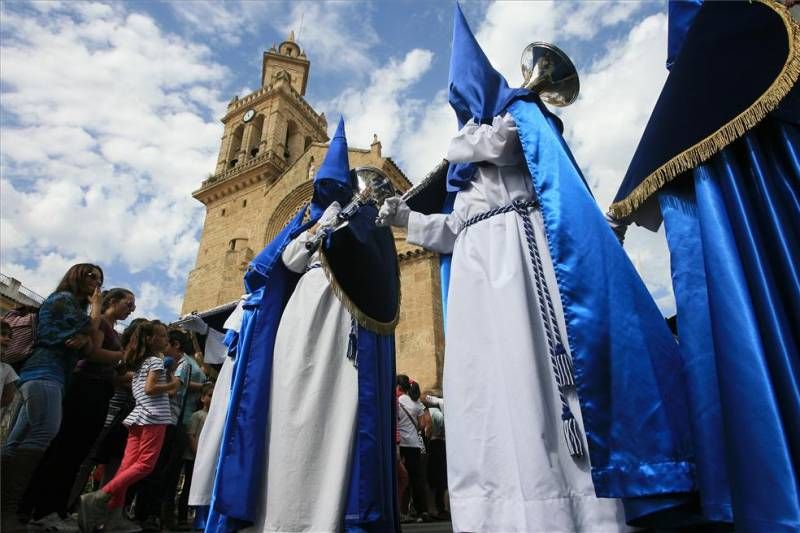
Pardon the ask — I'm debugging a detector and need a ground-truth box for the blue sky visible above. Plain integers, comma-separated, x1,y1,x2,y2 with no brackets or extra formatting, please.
0,0,674,323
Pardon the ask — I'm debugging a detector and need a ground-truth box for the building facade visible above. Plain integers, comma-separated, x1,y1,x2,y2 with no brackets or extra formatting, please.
0,273,44,315
181,34,445,390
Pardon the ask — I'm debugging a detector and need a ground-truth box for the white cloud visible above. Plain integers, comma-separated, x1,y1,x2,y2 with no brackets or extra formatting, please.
319,48,435,160
394,90,454,180
169,0,251,46
130,281,184,322
277,2,379,77
0,252,77,299
0,2,229,320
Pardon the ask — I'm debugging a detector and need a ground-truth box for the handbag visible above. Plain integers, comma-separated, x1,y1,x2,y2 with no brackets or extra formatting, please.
399,402,426,455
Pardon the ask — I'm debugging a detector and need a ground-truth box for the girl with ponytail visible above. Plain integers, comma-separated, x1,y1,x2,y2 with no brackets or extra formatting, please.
79,320,179,532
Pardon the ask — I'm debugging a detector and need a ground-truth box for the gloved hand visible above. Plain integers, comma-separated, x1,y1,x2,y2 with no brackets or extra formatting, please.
319,201,342,229
604,212,628,245
377,196,410,228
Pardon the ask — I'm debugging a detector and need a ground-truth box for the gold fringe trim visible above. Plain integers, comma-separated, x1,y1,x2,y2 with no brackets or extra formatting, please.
319,247,401,335
609,0,800,220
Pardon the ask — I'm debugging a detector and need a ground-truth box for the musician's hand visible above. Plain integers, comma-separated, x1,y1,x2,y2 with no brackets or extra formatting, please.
377,196,410,228
319,201,342,229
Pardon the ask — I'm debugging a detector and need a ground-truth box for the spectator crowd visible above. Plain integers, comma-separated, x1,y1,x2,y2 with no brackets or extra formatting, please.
0,263,453,532
1,263,215,532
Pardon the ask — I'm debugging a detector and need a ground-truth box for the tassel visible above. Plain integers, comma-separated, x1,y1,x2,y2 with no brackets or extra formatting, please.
551,344,575,388
346,316,358,367
562,412,584,457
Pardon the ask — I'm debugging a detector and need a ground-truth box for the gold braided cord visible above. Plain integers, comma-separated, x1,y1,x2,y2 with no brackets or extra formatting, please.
318,248,401,335
609,0,800,220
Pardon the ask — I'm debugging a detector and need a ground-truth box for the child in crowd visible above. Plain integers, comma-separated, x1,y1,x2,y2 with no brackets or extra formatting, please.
178,382,213,528
134,328,191,531
1,321,19,409
78,320,179,532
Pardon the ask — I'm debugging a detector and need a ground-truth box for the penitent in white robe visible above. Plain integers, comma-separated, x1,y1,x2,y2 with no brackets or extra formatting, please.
188,348,234,508
189,298,244,509
244,231,358,533
406,114,629,532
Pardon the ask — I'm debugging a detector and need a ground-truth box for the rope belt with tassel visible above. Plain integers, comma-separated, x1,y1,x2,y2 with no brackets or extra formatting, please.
463,199,584,457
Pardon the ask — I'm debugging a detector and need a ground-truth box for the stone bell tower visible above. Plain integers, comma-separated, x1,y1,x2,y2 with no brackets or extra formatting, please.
182,33,328,312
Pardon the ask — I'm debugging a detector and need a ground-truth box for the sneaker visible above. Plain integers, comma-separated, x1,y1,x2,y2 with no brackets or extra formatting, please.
29,512,79,532
78,490,111,532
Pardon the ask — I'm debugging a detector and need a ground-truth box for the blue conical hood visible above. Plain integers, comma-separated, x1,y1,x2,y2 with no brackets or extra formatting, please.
311,116,353,219
448,3,528,128
446,3,529,191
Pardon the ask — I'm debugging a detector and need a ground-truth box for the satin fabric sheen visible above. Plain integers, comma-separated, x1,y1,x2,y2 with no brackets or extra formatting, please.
206,208,307,531
508,99,696,500
666,0,703,70
660,114,800,532
343,330,399,532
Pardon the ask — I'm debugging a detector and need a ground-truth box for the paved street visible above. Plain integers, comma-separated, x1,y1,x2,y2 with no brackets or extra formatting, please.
401,521,453,533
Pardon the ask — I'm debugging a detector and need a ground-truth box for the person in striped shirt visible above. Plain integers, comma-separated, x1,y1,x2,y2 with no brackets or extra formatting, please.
78,320,179,532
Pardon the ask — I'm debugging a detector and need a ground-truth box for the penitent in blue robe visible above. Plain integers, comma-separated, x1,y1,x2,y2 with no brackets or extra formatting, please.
203,205,398,532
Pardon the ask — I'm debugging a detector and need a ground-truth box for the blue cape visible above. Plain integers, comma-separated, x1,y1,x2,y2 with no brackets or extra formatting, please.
611,1,800,222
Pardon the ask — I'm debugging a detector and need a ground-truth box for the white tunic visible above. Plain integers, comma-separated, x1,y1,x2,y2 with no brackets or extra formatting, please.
188,354,234,507
245,231,358,533
407,115,628,532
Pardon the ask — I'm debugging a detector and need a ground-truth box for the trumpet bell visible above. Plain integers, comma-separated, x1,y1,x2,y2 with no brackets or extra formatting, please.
352,166,396,205
521,42,580,107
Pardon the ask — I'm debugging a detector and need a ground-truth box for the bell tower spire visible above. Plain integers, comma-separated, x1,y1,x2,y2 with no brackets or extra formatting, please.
261,30,310,96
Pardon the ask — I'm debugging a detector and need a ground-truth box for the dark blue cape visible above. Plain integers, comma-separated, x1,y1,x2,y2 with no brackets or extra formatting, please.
613,1,800,528
611,1,800,222
204,206,399,532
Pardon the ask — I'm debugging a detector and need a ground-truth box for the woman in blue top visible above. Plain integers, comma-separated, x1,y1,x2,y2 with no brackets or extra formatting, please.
1,263,102,533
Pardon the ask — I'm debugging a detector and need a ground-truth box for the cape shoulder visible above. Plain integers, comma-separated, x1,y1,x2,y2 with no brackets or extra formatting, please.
611,0,800,219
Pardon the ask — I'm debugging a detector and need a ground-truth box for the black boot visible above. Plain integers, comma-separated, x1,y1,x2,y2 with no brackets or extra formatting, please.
1,449,45,532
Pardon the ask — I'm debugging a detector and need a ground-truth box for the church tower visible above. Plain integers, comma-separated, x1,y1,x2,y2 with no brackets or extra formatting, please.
183,33,328,310
182,36,446,391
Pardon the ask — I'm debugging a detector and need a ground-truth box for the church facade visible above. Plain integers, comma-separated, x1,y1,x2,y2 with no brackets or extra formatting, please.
181,34,445,390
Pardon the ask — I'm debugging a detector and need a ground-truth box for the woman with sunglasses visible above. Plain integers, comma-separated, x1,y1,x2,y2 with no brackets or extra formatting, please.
0,263,103,532
21,288,137,529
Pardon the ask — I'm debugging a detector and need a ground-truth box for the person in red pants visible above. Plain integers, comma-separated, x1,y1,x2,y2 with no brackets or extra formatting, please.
78,320,179,532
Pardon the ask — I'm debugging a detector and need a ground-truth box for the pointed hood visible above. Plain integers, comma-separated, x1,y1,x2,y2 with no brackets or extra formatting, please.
446,3,529,191
311,116,353,219
448,3,528,129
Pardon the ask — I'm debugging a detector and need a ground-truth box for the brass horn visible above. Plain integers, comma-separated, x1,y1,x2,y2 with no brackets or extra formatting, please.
306,167,396,251
521,42,580,107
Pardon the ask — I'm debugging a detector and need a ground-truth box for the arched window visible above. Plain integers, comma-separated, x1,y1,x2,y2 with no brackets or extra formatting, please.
284,120,298,161
249,115,265,158
228,124,244,166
